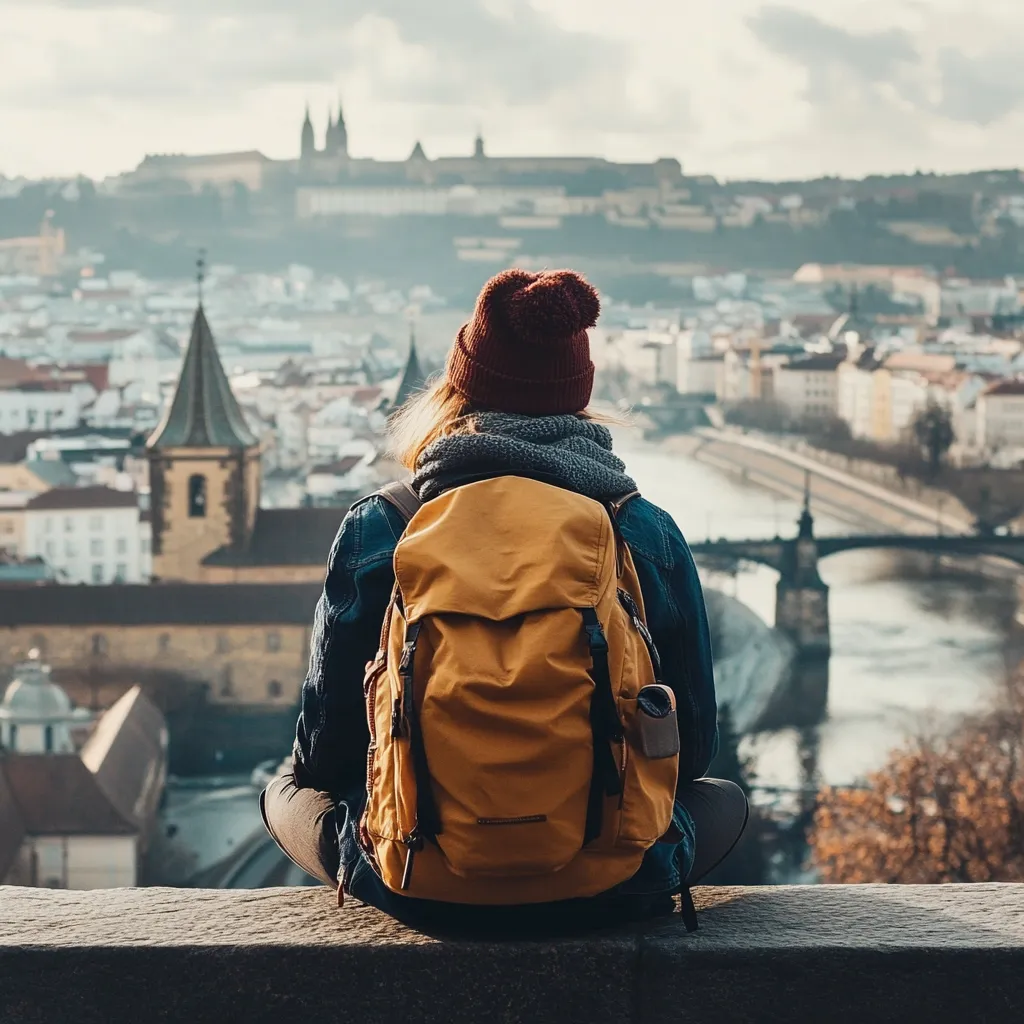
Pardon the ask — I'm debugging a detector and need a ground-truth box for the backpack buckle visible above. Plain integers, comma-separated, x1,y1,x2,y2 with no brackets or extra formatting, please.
585,623,609,653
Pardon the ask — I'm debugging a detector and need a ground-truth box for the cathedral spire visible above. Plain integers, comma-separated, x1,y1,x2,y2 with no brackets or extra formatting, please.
301,103,315,162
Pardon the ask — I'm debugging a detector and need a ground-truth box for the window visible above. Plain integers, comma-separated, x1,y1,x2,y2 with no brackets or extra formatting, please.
89,515,103,532
44,725,53,753
115,563,127,581
90,539,104,557
63,516,74,533
44,542,55,559
91,633,107,656
266,631,281,653
158,633,171,654
216,633,229,654
116,537,128,555
268,680,283,699
91,564,104,583
44,517,53,534
188,475,207,518
64,540,76,557
8,724,16,751
141,537,150,555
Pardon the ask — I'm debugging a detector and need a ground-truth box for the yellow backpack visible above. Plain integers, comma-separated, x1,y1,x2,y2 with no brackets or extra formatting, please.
360,476,680,905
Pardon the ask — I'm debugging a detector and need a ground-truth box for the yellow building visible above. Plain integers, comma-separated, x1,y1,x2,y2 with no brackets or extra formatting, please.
0,213,66,277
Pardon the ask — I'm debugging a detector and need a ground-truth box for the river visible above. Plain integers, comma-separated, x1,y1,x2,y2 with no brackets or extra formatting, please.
616,430,1022,793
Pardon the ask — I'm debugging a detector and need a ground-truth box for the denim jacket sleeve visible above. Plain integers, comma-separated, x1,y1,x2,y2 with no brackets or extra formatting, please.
617,497,719,782
293,496,404,796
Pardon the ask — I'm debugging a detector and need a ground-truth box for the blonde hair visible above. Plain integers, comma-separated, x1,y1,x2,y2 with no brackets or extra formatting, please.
387,376,628,472
388,378,475,471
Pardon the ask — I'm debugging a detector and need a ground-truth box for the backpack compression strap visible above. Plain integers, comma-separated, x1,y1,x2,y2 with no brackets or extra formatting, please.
377,480,423,525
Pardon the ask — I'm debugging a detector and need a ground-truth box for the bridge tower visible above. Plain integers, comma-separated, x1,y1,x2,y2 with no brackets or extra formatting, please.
775,476,831,657
772,478,830,726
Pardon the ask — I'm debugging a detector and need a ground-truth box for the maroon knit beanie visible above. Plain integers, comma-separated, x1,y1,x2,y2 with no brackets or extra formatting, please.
446,268,600,416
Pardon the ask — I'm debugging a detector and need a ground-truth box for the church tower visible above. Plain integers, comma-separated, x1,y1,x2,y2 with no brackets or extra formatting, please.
147,301,261,582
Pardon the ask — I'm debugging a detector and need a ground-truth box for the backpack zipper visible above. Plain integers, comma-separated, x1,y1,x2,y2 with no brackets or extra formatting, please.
618,589,663,681
400,828,424,890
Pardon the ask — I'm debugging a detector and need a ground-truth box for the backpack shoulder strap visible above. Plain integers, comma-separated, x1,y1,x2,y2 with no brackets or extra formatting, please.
610,489,641,516
376,480,423,525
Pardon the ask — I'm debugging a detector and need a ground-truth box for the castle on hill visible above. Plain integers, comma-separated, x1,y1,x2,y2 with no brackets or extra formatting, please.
123,100,683,195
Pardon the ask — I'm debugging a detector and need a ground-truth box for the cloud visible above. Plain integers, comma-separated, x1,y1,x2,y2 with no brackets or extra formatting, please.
935,48,1024,125
747,6,919,103
5,0,624,104
750,6,918,84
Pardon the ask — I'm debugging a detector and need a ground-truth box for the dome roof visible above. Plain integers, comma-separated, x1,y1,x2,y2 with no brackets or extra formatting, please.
0,659,73,720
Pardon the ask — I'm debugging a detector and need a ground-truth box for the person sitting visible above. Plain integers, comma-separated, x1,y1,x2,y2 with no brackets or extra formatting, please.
261,268,747,932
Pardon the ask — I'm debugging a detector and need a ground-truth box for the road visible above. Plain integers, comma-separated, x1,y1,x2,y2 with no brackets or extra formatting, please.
681,431,969,538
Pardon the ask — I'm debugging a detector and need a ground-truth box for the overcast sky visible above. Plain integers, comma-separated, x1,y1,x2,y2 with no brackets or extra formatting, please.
3,0,1024,182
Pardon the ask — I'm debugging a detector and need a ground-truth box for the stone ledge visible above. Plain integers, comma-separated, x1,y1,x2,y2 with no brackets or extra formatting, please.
2,884,1023,1023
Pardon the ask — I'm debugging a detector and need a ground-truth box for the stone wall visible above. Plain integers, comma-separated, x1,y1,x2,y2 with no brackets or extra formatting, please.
2,884,1023,1023
0,622,310,710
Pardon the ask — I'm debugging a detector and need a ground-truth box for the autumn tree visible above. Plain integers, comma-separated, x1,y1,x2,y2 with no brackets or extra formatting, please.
810,667,1024,883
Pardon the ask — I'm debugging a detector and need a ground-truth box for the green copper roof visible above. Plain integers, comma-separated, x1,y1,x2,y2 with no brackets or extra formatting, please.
147,306,257,450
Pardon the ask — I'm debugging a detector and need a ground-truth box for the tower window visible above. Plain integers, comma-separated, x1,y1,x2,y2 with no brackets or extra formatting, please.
266,631,281,653
44,725,54,753
188,475,207,518
268,680,283,699
92,634,107,656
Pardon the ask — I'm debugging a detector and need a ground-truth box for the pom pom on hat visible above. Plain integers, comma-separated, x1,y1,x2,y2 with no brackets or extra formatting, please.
446,267,600,415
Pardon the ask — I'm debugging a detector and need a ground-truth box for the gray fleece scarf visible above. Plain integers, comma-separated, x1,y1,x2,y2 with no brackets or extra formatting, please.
413,412,637,503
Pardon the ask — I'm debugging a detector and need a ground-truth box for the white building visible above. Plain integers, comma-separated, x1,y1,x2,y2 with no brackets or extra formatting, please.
0,384,91,434
23,486,144,584
774,354,844,421
678,354,723,396
837,356,877,440
976,379,1024,457
107,328,182,405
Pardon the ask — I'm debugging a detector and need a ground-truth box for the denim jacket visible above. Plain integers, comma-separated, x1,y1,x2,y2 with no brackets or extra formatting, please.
293,486,719,900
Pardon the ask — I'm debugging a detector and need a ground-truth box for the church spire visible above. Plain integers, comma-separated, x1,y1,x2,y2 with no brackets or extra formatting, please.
148,304,257,450
335,94,348,157
393,322,427,409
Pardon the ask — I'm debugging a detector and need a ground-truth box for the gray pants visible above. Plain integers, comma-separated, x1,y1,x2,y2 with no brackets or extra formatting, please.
262,775,749,890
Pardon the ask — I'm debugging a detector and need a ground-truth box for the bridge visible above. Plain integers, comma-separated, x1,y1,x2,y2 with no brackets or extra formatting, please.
688,483,1024,727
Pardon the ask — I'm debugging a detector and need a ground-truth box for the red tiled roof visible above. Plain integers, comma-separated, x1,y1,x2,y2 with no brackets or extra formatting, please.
26,486,138,512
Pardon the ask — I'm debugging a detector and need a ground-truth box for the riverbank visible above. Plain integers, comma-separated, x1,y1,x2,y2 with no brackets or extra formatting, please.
672,427,1022,588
